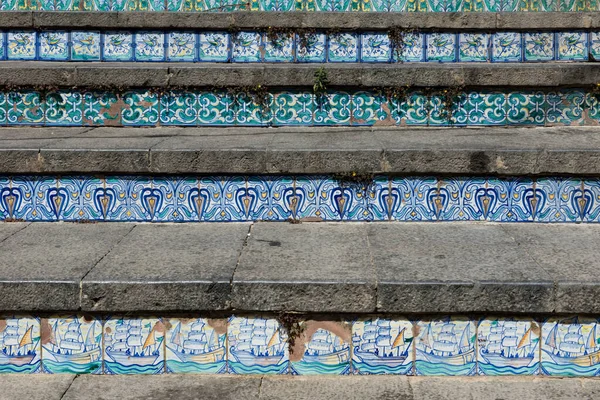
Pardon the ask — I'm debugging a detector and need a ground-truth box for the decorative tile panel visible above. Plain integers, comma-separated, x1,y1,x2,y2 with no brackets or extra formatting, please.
556,32,588,61
167,32,197,62
104,317,165,374
296,32,327,62
328,32,359,62
394,31,424,62
0,316,41,373
492,32,522,62
198,32,230,62
458,33,488,62
426,33,457,62
39,31,69,61
7,32,36,60
524,32,555,61
290,321,351,375
263,32,294,62
231,32,262,62
135,32,166,61
71,31,101,61
361,33,391,62
103,32,134,61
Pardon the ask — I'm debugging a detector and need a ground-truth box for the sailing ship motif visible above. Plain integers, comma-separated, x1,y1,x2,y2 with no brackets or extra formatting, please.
353,320,410,367
43,319,101,364
0,319,37,366
230,319,286,366
544,321,600,367
167,319,225,364
105,320,161,366
480,321,536,367
303,329,349,365
417,321,475,365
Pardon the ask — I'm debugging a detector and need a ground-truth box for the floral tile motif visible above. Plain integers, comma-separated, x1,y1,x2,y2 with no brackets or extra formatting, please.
247,176,294,220
6,176,55,221
273,91,313,125
135,32,166,62
486,178,536,221
391,177,437,221
7,32,36,60
492,32,522,62
0,316,41,373
352,319,414,375
536,178,584,222
103,177,153,221
556,32,588,61
436,178,487,221
165,318,227,373
71,31,101,61
296,32,326,62
44,91,83,126
56,177,105,221
0,33,4,60
167,32,197,62
39,32,69,61
198,176,246,221
370,0,407,10
361,33,391,62
263,33,294,62
228,316,288,374
415,317,476,376
541,317,600,377
583,179,600,222
149,178,197,222
482,0,519,11
104,318,165,374
524,32,554,62
478,318,540,375
290,321,351,375
394,32,424,62
103,32,134,61
458,33,488,62
231,32,262,62
41,316,102,374
328,32,359,62
294,176,342,220
198,32,229,62
426,33,457,62
368,176,394,221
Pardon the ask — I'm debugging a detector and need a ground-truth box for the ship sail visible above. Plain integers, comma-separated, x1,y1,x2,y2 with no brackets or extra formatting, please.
587,325,597,352
546,324,558,349
171,322,182,347
19,326,33,348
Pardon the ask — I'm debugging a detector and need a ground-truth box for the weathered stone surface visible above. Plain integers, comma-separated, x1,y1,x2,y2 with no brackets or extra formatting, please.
81,224,250,311
232,222,376,312
0,374,75,400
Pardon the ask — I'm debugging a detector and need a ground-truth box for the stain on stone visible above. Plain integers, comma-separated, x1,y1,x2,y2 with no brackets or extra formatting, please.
469,151,490,173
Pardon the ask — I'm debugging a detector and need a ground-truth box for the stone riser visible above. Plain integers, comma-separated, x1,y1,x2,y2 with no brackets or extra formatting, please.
0,314,597,377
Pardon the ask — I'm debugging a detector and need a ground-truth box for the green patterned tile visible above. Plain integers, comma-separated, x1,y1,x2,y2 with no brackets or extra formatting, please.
5,91,44,125
121,90,159,126
273,91,314,126
506,91,546,125
82,92,122,126
314,92,352,125
45,91,83,126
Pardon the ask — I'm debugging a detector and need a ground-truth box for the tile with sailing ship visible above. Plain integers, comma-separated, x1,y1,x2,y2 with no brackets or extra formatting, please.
352,319,414,375
228,317,289,374
0,316,41,373
103,318,165,374
165,318,227,374
290,321,351,375
477,318,540,375
541,317,600,377
415,317,476,376
41,316,102,374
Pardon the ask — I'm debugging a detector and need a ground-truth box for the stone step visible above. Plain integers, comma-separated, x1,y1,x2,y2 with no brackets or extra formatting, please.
1,126,599,175
4,374,600,400
0,221,598,314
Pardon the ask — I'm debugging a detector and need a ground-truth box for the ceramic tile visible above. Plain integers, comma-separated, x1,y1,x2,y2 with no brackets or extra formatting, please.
458,33,489,62
400,91,429,125
44,91,83,126
195,90,236,126
0,316,41,373
523,32,555,62
259,0,295,10
263,32,294,62
103,32,134,61
415,317,476,376
536,178,584,222
294,176,343,220
167,32,197,62
426,33,457,62
426,0,462,10
541,317,600,376
247,176,295,220
159,91,198,126
57,177,106,221
583,179,600,222
492,32,522,62
103,177,153,221
530,0,557,10
315,0,352,10
0,33,4,60
352,319,413,375
436,178,487,221
313,91,352,125
556,32,588,61
228,316,289,374
351,91,390,126
296,32,326,62
393,32,424,62
198,32,229,62
368,176,395,221
38,31,69,61
149,178,196,222
370,0,407,10
361,33,391,63
41,316,102,374
462,91,507,125
5,91,44,126
197,176,246,221
104,317,165,374
391,177,437,221
273,91,314,125
590,32,600,61
478,318,540,375
121,90,159,126
71,31,101,61
545,90,586,125
82,91,122,126
483,0,519,10
7,32,36,60
328,33,359,62
506,91,546,125
135,32,166,62
6,176,54,220
486,178,536,221
290,321,351,375
165,318,227,373
0,177,10,220
231,32,262,62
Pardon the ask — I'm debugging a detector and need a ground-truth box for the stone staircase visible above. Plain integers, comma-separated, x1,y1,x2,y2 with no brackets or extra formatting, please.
1,4,600,399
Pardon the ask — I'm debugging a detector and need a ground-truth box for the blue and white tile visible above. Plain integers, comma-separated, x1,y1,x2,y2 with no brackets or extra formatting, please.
231,32,262,62
536,178,583,222
41,316,102,374
393,32,424,62
0,316,41,373
263,33,294,62
0,177,11,220
7,31,36,60
478,318,540,376
150,178,200,222
328,32,359,62
71,31,101,61
545,90,586,125
296,32,326,62
228,316,288,374
0,33,4,60
458,33,488,62
167,32,196,62
360,33,391,62
415,317,476,376
247,176,294,221
583,179,600,222
523,32,554,62
436,178,487,221
556,32,588,61
103,32,134,61
197,176,246,221
135,32,166,61
290,321,350,375
6,176,55,220
590,32,600,61
294,176,343,220
352,319,413,375
426,33,456,62
104,317,165,374
368,176,395,221
486,178,536,221
103,177,153,221
198,32,229,62
391,177,437,221
57,177,105,221
492,32,522,62
165,318,227,373
541,317,600,377
38,32,69,61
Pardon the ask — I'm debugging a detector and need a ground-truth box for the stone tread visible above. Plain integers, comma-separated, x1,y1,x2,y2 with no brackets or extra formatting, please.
2,374,600,400
0,221,599,314
2,126,600,175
